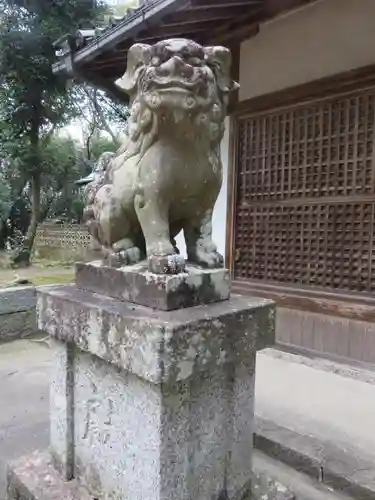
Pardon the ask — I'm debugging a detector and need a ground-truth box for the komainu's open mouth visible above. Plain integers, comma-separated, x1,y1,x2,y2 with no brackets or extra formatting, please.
152,77,202,91
157,86,193,94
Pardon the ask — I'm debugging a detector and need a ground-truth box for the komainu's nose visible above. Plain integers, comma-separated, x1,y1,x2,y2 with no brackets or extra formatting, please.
170,55,184,70
160,55,194,78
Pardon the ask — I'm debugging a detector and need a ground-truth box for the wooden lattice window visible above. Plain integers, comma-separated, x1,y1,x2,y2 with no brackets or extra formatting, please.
233,88,375,293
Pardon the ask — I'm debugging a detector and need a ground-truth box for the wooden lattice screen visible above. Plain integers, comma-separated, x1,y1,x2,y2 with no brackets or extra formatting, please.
233,88,375,293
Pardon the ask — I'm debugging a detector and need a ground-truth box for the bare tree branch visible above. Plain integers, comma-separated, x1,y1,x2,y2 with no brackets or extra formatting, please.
82,85,119,146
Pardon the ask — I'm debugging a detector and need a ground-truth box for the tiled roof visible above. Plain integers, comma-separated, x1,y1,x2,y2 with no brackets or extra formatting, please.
53,0,317,81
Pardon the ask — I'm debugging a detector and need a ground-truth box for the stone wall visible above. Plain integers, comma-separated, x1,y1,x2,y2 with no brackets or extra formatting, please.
34,223,94,261
0,286,37,342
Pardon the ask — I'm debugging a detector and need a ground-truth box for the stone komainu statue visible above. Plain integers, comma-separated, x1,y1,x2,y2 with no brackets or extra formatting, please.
83,38,239,273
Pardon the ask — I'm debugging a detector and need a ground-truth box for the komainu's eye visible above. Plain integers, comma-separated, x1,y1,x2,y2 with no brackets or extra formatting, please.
151,56,160,66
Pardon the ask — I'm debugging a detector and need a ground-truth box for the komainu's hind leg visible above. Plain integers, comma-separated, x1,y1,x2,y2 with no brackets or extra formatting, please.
184,210,224,268
113,238,142,263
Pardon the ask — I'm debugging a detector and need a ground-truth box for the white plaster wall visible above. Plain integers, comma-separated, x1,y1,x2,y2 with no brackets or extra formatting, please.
213,116,230,257
176,116,230,259
239,0,375,101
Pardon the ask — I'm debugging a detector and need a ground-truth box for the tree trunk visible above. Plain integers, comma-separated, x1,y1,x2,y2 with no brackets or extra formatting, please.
12,171,41,267
0,219,7,250
38,195,54,223
10,99,42,267
24,172,41,249
0,178,27,251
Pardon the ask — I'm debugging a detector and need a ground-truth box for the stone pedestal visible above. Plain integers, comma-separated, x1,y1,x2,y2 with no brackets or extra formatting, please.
7,262,277,500
75,261,230,310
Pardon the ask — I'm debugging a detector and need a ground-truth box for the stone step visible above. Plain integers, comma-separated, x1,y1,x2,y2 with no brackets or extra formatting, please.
253,449,353,500
254,417,375,499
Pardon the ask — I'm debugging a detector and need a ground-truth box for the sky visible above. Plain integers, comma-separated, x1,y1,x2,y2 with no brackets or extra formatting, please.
61,119,122,143
61,121,85,142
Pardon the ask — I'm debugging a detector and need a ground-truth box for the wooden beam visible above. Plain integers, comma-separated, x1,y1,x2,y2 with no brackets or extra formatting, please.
232,280,375,323
137,22,210,39
190,0,261,7
89,55,128,72
163,5,246,24
234,63,375,116
86,39,132,69
209,21,259,44
225,118,239,274
224,40,240,272
227,41,240,113
203,5,263,44
135,26,207,43
264,0,314,15
75,70,129,104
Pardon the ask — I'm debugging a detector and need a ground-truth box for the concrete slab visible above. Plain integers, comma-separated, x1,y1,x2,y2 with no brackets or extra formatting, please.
253,450,352,500
0,287,36,315
255,349,375,498
0,287,38,342
0,338,50,499
2,338,375,499
254,417,375,499
255,349,375,459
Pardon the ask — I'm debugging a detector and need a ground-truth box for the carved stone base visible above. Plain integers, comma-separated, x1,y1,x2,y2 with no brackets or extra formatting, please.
75,260,230,310
7,451,294,500
31,285,275,500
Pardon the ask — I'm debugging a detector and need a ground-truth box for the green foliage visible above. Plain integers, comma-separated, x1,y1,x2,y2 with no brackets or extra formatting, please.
0,0,103,145
89,134,120,160
39,133,119,223
38,135,87,222
0,0,130,264
0,0,104,261
1,131,120,239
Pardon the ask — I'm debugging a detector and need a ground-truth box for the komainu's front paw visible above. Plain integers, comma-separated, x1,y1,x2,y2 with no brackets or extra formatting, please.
188,242,224,269
148,253,186,274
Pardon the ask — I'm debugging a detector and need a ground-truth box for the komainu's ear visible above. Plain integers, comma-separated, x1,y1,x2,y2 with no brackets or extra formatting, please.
116,43,151,94
204,46,240,94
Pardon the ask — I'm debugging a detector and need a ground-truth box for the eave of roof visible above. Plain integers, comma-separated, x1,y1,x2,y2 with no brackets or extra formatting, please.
53,0,265,76
53,0,317,85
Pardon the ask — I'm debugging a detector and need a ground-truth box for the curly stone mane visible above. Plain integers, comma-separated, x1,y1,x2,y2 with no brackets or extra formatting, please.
111,51,228,175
